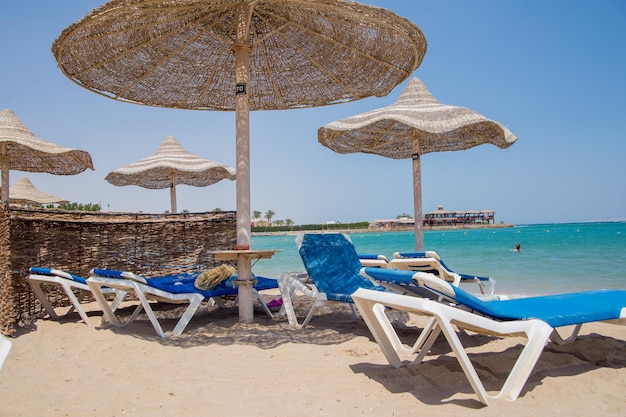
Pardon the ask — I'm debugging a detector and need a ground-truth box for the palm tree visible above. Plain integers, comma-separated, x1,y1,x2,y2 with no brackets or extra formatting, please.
265,210,275,224
285,218,294,226
253,210,261,220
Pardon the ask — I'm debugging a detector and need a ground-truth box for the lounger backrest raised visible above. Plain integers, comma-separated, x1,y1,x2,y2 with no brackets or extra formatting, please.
297,233,385,302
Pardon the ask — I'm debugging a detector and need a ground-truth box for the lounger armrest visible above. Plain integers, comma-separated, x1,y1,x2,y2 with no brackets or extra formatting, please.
90,268,148,284
361,267,437,287
393,251,428,259
29,267,78,281
361,267,417,286
278,271,315,298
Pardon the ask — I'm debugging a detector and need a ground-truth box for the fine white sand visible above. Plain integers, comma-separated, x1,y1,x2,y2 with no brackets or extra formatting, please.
1,293,625,417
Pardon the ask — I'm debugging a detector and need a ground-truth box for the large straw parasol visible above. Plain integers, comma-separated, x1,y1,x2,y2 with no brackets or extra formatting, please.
52,0,427,323
8,177,69,206
105,135,235,213
318,78,518,250
0,108,94,204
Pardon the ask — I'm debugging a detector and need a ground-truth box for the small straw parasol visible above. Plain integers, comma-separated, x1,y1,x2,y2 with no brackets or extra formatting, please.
8,177,69,206
105,135,236,213
0,108,94,204
319,78,518,250
52,0,427,323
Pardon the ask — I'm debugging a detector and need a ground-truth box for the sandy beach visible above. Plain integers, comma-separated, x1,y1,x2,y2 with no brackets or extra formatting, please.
1,290,625,417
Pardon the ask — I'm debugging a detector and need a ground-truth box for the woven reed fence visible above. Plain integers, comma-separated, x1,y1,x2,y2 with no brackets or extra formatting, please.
0,206,236,335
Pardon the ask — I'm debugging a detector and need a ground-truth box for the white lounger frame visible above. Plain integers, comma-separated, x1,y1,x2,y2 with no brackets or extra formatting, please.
277,271,360,329
87,273,276,338
390,251,495,295
352,287,626,405
27,269,129,325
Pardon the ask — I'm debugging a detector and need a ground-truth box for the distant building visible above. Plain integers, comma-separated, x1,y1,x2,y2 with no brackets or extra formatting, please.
424,206,495,227
251,218,271,227
368,217,415,230
369,206,496,230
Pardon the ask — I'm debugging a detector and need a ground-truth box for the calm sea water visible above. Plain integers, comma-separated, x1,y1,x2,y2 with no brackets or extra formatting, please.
250,222,626,297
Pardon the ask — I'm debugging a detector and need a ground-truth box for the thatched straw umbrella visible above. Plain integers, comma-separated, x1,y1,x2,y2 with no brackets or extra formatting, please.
0,109,94,204
319,78,518,250
105,136,235,213
52,0,427,323
8,177,69,206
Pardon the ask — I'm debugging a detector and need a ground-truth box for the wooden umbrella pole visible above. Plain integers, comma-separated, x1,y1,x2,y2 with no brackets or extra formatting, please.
1,154,9,204
412,134,424,251
233,3,254,324
169,170,177,214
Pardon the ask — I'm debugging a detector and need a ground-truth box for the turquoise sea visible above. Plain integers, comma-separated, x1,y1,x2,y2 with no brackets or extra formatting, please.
250,222,626,297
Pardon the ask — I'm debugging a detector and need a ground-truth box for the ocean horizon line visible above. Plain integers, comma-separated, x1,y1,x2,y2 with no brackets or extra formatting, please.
252,219,625,236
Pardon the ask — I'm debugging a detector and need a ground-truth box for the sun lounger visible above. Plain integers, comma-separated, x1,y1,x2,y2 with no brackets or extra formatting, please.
357,254,390,268
0,334,11,371
352,270,626,405
27,267,131,325
278,233,387,328
390,251,495,295
87,268,279,338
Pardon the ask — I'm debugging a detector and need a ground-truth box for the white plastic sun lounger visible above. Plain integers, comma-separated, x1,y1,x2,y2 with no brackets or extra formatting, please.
27,267,131,325
352,271,626,405
357,253,391,268
390,251,495,295
87,268,279,338
278,234,388,329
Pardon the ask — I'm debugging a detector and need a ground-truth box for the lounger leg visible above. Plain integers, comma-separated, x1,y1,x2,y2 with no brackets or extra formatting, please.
278,272,333,329
410,318,441,363
28,280,90,324
370,303,437,358
494,323,554,401
60,281,91,324
99,290,143,327
129,289,171,338
278,272,307,328
168,295,204,337
28,281,61,319
433,315,493,405
550,324,582,345
88,281,129,328
252,289,277,319
354,297,405,368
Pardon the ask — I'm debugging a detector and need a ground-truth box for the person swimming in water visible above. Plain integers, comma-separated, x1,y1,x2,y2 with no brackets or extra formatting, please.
514,242,521,252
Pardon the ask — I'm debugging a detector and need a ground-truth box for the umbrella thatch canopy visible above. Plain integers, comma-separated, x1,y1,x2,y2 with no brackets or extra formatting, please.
319,78,518,250
52,0,425,111
9,177,69,206
0,108,94,204
105,135,236,213
52,0,427,323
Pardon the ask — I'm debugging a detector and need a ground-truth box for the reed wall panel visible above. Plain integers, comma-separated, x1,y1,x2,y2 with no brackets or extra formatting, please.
0,206,236,335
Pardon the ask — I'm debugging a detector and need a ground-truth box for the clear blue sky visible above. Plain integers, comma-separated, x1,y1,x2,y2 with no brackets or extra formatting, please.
1,1,625,225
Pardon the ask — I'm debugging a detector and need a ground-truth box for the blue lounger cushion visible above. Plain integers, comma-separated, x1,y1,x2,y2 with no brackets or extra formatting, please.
395,252,491,282
29,267,88,285
453,287,626,328
358,254,386,260
90,268,278,297
364,266,626,326
298,233,386,303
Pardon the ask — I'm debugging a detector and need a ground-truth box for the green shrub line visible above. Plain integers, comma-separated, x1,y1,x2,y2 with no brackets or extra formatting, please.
252,221,369,233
